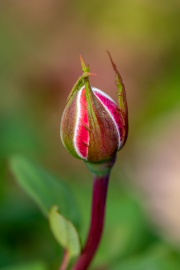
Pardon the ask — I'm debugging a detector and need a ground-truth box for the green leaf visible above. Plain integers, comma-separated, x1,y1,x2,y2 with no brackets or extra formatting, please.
48,205,81,259
9,155,80,228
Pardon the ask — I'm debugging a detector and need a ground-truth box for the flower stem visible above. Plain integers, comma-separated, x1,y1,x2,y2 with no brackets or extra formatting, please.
71,172,110,270
59,249,69,270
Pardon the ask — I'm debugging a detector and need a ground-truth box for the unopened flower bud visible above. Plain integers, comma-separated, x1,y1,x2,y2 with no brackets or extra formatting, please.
60,52,128,163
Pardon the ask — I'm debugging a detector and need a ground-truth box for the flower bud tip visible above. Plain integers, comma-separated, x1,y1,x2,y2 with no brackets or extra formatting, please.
79,55,88,72
85,72,97,77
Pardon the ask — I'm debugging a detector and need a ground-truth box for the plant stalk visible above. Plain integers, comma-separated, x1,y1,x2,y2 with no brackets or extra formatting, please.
59,249,69,270
71,172,110,270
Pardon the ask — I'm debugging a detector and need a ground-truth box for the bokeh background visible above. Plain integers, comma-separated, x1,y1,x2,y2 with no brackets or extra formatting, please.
1,0,180,269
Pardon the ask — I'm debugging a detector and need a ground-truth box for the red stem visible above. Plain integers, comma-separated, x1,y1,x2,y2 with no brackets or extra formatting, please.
71,173,110,270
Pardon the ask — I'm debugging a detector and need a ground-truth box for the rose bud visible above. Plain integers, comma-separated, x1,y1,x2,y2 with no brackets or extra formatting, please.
60,52,128,163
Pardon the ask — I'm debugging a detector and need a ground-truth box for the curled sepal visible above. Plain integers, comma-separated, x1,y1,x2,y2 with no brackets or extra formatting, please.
107,51,128,149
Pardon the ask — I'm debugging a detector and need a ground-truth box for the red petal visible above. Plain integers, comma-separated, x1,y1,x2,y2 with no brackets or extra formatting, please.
74,86,89,159
92,87,123,149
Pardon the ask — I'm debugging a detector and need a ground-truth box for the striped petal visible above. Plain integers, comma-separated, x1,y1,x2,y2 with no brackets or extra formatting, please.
74,86,89,159
92,87,123,150
83,83,120,162
61,84,124,162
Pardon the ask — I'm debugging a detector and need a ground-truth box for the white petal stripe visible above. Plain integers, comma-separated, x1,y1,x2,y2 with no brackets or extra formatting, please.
92,87,121,150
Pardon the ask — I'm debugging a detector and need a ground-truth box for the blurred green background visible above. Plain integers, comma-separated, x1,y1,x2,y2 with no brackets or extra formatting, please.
1,0,180,269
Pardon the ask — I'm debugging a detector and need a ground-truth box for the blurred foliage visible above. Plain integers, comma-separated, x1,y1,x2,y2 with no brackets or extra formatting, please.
0,261,48,270
112,244,180,270
9,155,80,228
0,0,180,269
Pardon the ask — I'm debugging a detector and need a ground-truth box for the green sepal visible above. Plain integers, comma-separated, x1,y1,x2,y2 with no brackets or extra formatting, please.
61,57,96,161
66,71,93,105
80,55,89,73
107,50,128,117
66,56,96,105
107,50,128,148
85,154,117,176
